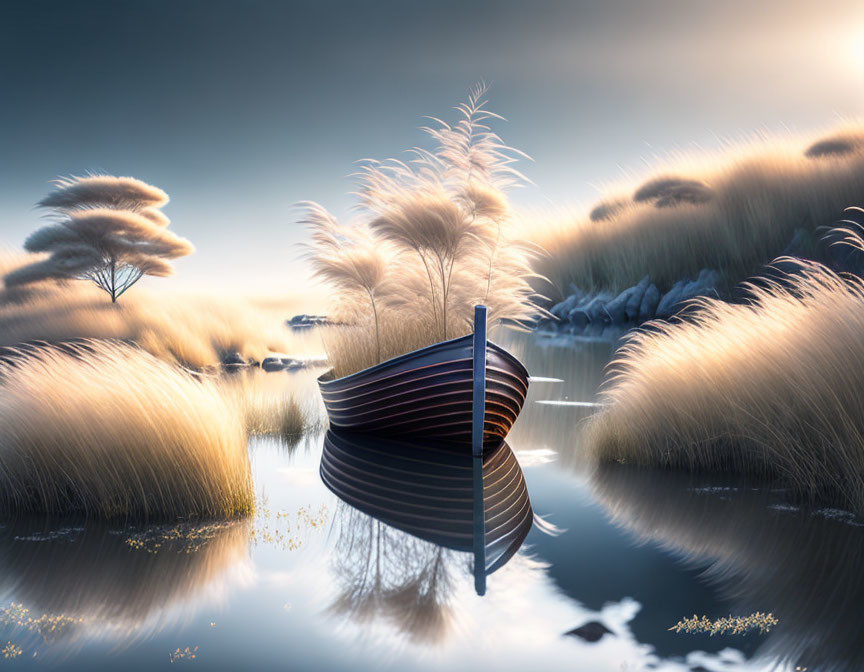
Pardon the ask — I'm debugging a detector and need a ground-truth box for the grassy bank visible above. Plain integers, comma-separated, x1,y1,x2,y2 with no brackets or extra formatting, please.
525,126,864,294
0,250,305,369
0,341,254,519
587,252,864,513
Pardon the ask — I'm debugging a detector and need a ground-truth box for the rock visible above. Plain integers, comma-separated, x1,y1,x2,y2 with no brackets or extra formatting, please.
287,314,330,330
568,304,589,328
678,269,720,306
603,287,634,324
655,280,685,318
222,352,247,367
551,294,578,320
261,355,289,372
638,284,660,321
565,621,613,643
625,276,651,321
588,294,613,323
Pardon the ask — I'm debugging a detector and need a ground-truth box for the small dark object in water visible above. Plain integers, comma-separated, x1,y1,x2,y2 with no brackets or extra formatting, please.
565,621,614,642
287,314,331,329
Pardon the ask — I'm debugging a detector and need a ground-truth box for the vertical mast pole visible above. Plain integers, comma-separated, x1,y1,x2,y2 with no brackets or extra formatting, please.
472,304,487,458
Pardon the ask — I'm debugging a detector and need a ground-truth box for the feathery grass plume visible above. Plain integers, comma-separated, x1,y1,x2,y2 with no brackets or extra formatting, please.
523,123,864,295
0,340,253,519
0,248,307,368
299,203,390,361
303,84,543,375
6,175,191,302
587,228,864,513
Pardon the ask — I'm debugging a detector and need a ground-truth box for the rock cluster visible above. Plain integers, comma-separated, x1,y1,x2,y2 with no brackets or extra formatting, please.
542,269,720,334
221,352,328,373
287,315,331,330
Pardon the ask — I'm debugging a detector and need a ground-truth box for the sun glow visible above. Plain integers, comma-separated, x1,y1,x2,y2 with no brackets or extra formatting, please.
850,31,864,70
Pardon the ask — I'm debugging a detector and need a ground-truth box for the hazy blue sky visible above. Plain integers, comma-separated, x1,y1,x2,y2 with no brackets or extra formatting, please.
2,0,863,292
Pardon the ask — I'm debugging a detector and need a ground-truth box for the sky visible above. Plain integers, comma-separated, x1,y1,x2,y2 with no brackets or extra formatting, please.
2,0,864,294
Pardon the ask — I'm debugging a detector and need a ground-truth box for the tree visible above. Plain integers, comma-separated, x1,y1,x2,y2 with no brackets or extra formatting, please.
4,175,194,302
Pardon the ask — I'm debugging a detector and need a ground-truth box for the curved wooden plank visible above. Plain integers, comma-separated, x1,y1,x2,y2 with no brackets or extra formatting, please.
318,335,529,445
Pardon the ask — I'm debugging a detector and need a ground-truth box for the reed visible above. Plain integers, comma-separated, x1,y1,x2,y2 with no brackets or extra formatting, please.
587,239,864,513
300,84,544,377
0,340,253,519
219,368,314,441
523,126,864,295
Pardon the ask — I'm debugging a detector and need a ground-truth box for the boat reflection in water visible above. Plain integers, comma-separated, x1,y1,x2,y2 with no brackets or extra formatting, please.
320,429,533,643
591,464,864,672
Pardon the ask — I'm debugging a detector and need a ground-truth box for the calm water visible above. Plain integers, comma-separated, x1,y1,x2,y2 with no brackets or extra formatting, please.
1,331,862,671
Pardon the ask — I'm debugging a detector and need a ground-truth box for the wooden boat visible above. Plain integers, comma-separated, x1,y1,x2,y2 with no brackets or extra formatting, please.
318,306,530,450
320,429,534,587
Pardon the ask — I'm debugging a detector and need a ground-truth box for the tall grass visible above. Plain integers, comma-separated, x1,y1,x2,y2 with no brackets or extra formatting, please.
587,241,864,513
524,126,864,294
0,249,303,368
220,367,317,441
0,340,253,519
301,84,545,376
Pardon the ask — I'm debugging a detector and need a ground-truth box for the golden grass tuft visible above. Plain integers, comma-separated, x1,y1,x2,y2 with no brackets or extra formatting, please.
319,317,442,380
523,124,864,294
219,368,314,441
0,340,253,519
587,252,864,513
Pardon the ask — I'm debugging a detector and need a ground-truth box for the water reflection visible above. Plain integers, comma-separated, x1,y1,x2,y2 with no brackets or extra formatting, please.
592,464,864,672
320,429,533,644
0,517,251,655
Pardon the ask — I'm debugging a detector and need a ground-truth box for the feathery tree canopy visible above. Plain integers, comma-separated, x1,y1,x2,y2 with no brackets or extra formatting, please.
4,175,194,302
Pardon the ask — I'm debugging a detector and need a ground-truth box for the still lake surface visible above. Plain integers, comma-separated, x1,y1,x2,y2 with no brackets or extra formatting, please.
1,330,862,671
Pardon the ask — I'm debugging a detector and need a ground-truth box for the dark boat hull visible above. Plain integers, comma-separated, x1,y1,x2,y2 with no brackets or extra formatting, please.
317,335,529,446
320,429,533,575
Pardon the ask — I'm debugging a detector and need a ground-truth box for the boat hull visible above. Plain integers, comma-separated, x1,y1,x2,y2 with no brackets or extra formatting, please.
317,335,529,446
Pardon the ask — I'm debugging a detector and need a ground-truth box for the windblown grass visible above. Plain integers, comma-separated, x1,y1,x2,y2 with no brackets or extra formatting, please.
0,340,253,519
525,125,864,294
587,248,864,513
301,84,545,377
319,317,440,380
0,249,301,368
